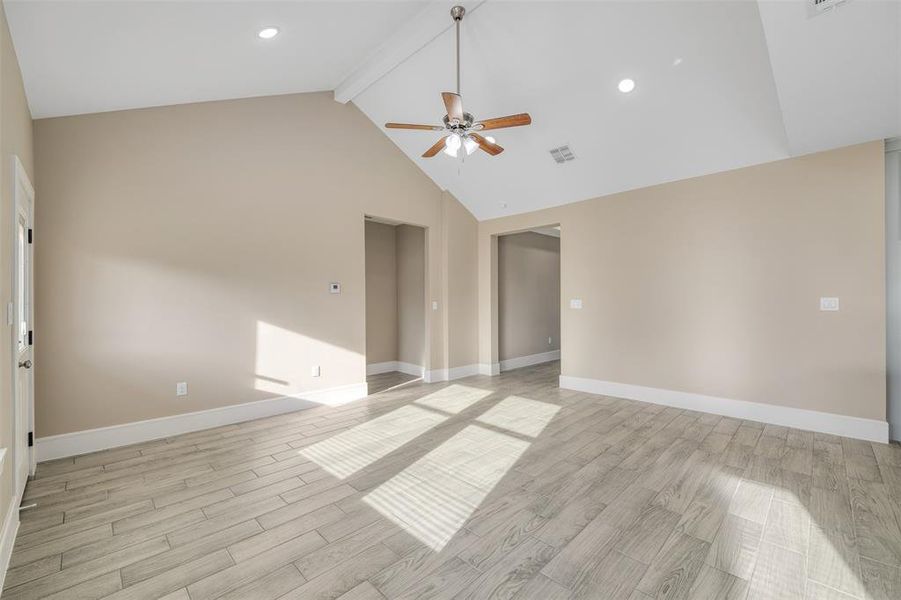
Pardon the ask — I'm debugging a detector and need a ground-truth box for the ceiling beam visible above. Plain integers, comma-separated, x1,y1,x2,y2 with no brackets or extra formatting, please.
334,0,484,104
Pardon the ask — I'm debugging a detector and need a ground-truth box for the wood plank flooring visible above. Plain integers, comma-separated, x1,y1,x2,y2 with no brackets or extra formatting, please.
6,362,901,599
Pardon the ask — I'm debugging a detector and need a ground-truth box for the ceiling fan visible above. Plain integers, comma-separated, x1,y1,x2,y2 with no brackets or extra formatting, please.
385,5,532,159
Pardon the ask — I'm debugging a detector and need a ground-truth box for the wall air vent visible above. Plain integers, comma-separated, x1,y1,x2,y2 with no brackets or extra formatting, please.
549,145,576,164
807,0,849,18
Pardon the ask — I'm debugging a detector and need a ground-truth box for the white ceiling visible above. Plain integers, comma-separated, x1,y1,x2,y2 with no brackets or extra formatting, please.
353,0,900,219
6,1,900,220
4,0,425,117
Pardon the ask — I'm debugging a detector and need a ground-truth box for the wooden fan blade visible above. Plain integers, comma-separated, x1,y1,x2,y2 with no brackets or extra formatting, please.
442,92,464,122
422,136,449,158
469,132,504,156
385,123,444,131
475,113,531,131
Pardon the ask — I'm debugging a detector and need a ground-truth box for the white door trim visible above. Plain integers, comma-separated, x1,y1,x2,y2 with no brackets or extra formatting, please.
887,139,901,441
12,156,35,487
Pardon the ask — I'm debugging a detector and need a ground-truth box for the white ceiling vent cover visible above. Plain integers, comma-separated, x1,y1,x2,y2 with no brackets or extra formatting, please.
549,145,576,164
807,0,850,18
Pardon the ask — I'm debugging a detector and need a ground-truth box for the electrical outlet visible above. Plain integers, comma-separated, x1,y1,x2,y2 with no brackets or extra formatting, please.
176,382,188,396
570,298,582,309
311,366,321,377
548,337,552,345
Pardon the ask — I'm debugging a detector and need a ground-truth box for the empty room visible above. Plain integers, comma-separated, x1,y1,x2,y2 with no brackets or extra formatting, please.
0,1,898,599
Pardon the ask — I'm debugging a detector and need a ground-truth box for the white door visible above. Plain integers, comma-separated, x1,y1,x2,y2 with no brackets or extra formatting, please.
13,157,35,496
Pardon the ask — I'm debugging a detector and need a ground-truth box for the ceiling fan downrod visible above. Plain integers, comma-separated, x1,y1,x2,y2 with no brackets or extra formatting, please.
451,6,465,95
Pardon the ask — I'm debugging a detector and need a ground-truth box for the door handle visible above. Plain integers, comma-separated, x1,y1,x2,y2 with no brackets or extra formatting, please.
18,360,31,369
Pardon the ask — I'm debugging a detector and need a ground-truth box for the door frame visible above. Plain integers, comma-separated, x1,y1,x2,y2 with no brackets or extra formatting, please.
495,225,562,372
886,138,901,441
362,215,431,382
483,222,562,375
12,155,35,488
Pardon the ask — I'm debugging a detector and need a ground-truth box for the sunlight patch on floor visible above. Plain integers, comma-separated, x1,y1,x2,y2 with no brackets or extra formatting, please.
364,424,530,550
806,522,868,597
414,384,493,414
476,395,560,437
300,405,447,479
713,467,870,599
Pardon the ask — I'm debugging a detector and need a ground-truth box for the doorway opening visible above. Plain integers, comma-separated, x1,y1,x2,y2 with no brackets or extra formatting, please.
364,216,427,394
497,225,561,373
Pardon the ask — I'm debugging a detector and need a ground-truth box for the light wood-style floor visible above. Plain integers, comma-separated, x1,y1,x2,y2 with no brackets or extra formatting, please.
6,362,901,599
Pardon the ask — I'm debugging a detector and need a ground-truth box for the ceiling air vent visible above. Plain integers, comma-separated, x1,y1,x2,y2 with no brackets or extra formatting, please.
549,145,576,164
807,0,849,18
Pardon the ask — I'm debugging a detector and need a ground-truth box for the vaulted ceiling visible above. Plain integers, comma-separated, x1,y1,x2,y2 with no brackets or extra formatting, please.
6,1,900,220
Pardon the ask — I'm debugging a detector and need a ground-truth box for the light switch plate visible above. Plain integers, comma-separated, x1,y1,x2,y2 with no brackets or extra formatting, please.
820,297,840,311
570,299,583,309
432,301,438,311
311,365,321,377
176,382,188,396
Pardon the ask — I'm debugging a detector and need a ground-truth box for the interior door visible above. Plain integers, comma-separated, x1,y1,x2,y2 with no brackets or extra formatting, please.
13,157,35,496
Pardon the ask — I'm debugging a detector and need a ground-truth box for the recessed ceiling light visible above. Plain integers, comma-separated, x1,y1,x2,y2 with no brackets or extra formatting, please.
258,27,279,40
618,78,635,93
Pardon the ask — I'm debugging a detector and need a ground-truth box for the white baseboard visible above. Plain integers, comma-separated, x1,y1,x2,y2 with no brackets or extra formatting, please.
36,382,369,462
397,362,425,377
560,376,889,443
448,364,480,380
0,492,19,592
366,361,424,377
366,361,397,376
480,363,500,376
423,369,443,383
500,350,561,372
424,363,481,383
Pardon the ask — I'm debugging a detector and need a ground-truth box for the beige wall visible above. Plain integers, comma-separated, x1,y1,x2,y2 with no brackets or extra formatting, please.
395,224,425,367
34,91,478,437
441,191,479,370
498,232,560,361
480,141,886,421
364,221,397,365
0,0,34,551
26,62,889,444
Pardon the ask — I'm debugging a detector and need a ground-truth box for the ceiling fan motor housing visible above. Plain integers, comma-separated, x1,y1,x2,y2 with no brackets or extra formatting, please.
443,112,475,131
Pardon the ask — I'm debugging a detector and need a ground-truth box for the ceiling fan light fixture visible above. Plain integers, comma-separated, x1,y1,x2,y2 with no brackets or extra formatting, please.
463,135,479,155
444,134,462,157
